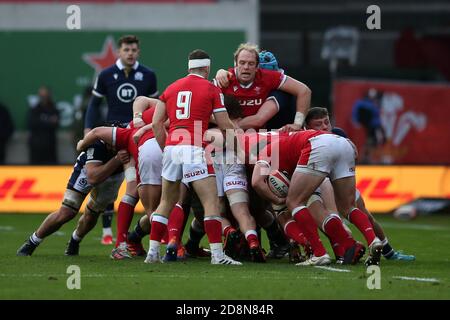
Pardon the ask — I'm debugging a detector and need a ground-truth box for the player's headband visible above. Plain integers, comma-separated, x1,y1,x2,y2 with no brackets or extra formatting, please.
188,59,210,69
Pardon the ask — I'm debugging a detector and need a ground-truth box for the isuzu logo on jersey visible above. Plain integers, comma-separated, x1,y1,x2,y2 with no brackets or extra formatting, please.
225,180,246,187
117,83,137,103
184,169,206,179
239,99,262,107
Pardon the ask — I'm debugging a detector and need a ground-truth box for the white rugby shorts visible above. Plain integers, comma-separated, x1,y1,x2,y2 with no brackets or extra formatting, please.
296,134,356,181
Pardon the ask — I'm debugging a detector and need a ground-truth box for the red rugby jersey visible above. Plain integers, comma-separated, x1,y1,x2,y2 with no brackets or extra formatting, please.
220,68,286,117
160,74,226,147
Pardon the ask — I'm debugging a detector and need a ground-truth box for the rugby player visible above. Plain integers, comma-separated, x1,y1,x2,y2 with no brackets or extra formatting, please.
147,49,242,265
84,35,158,245
17,138,128,256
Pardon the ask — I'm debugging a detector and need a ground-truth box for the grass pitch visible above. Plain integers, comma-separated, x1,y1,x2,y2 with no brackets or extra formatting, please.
0,213,449,300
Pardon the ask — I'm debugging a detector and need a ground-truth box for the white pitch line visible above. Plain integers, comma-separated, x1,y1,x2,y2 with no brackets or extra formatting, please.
314,266,351,273
392,276,440,283
0,226,14,231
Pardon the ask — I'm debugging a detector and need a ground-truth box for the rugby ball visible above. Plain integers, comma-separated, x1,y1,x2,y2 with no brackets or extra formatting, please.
267,170,290,198
393,204,417,221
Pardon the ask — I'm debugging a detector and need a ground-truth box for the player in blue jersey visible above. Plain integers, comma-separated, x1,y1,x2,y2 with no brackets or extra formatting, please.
84,35,158,246
16,140,129,256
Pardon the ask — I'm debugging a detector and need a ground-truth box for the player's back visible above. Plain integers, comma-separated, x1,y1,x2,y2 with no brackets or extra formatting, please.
161,74,225,146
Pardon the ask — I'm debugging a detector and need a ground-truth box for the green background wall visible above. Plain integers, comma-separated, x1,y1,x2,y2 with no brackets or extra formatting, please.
1,31,244,130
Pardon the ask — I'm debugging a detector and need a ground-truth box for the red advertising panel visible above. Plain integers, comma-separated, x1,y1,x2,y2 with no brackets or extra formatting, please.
333,79,450,164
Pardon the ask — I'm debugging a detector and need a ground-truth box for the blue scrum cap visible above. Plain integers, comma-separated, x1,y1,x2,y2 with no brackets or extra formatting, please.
259,51,279,71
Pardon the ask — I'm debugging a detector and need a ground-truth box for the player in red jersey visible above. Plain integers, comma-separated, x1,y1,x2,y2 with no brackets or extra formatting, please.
214,43,311,131
148,49,242,265
304,107,415,263
250,130,383,266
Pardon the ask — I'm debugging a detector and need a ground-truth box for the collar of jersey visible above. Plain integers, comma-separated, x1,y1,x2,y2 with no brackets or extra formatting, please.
188,73,206,79
116,59,139,71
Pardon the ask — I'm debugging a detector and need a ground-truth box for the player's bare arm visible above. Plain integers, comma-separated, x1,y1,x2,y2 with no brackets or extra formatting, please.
132,96,160,128
77,127,114,152
85,150,129,185
252,161,286,205
214,69,232,88
77,127,115,152
237,99,279,130
152,100,168,150
133,123,153,145
279,76,311,132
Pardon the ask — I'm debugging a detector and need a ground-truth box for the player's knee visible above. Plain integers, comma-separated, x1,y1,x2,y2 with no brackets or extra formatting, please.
86,197,105,217
58,207,77,223
286,196,299,212
227,190,249,206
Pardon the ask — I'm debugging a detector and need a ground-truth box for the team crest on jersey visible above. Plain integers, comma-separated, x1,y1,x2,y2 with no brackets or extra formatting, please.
77,178,88,188
117,83,137,103
113,73,118,80
233,86,238,92
255,86,261,93
86,148,95,160
134,72,144,81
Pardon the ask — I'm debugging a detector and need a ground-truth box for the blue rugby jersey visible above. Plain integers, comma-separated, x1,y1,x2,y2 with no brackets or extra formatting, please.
67,141,122,193
85,59,158,128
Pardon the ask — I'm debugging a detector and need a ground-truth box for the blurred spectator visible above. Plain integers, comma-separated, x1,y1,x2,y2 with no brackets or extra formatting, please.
351,88,386,164
28,86,60,164
0,101,15,164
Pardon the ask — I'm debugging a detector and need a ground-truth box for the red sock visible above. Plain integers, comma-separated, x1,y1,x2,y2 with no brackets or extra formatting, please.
178,204,190,245
323,215,355,256
292,207,327,257
115,198,136,247
204,218,222,244
284,220,308,246
161,229,169,244
223,225,236,238
149,214,168,242
167,204,185,243
245,230,260,248
348,208,376,245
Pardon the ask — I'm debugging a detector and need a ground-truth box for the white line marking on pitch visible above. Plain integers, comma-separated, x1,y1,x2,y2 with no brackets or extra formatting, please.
315,266,351,273
0,226,14,231
392,276,440,283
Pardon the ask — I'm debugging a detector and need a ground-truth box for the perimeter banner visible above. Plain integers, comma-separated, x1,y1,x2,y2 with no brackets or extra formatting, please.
333,79,450,165
0,166,449,213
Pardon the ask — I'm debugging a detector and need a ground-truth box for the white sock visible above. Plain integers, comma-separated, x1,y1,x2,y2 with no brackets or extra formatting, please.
149,240,160,256
210,243,223,258
102,228,112,236
30,232,43,244
72,230,82,242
